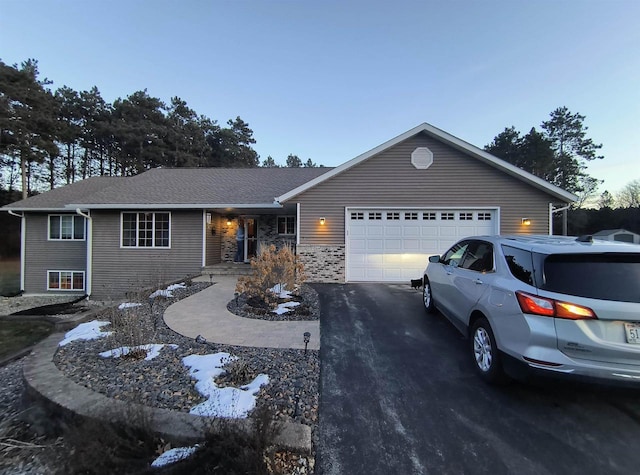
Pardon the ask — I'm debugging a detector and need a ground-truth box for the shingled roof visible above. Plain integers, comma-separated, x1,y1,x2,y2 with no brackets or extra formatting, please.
2,176,127,211
3,168,332,211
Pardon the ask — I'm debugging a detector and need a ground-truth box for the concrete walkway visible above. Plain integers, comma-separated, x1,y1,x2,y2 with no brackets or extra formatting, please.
164,276,320,351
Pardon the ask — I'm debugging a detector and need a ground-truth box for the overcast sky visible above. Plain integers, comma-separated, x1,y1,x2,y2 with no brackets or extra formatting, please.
2,0,638,194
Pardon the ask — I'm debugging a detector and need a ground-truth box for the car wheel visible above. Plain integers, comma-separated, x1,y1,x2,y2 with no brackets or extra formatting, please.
470,317,507,384
423,276,435,314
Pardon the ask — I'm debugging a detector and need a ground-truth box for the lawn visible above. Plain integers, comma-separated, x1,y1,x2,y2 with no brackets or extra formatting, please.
0,258,20,296
0,319,53,360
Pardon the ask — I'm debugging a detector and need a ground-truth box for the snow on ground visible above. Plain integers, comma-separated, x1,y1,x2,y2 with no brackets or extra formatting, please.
182,353,269,418
149,282,186,298
272,300,300,315
58,320,112,346
118,302,142,310
99,344,178,361
151,445,200,468
270,283,293,299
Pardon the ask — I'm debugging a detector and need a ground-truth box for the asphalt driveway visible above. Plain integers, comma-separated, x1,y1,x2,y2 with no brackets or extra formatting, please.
315,283,640,475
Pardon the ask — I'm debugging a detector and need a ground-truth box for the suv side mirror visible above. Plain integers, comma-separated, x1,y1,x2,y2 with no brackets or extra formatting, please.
429,255,441,264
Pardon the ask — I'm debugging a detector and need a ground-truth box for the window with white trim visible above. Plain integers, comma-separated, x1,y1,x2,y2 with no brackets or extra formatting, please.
48,271,85,291
478,212,492,220
387,212,400,220
122,212,170,248
441,212,455,220
460,212,473,220
423,212,436,220
351,212,364,220
277,216,295,235
49,215,85,240
368,212,382,220
405,212,418,220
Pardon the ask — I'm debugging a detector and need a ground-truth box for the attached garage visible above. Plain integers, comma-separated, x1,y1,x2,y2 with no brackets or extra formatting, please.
346,208,498,281
278,123,577,285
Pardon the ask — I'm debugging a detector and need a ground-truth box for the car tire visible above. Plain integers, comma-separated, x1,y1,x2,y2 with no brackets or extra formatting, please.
423,276,435,314
470,317,507,384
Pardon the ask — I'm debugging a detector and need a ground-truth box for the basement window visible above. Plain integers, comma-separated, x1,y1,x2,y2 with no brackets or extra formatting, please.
48,270,85,291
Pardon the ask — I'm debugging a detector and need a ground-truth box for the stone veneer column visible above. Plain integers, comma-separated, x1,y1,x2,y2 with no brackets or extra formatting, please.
297,244,345,283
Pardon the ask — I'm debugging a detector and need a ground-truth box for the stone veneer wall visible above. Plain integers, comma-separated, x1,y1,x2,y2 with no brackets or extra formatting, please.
297,244,345,283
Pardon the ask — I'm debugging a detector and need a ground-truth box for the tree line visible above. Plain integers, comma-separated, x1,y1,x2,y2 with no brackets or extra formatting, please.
0,59,321,200
484,106,638,211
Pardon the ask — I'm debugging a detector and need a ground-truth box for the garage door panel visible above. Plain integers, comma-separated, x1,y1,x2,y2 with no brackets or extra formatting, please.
347,208,497,282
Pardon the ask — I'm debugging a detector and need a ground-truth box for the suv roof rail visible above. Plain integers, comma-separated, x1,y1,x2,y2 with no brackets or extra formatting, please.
576,235,593,243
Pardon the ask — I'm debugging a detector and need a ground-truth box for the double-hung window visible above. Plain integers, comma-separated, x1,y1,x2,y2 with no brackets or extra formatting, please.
121,212,171,248
277,216,295,235
49,215,85,240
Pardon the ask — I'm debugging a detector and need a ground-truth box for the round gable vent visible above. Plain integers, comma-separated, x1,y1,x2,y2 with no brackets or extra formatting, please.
411,147,433,169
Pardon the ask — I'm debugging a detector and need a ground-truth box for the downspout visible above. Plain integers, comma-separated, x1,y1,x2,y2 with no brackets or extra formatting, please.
550,204,571,236
75,208,92,298
296,203,301,248
7,210,25,292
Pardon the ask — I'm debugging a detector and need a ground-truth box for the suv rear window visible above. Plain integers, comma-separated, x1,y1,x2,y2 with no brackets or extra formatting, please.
502,245,535,285
542,253,640,303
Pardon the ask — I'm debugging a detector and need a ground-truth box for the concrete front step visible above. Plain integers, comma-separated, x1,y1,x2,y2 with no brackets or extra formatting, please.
201,264,253,276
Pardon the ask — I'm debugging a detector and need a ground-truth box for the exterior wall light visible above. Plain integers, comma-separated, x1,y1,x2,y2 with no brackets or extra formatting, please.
522,218,532,226
226,218,232,226
319,217,325,225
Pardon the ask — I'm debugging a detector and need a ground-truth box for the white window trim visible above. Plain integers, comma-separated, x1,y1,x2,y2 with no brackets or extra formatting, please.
277,215,296,236
48,214,86,241
120,211,172,249
47,270,85,291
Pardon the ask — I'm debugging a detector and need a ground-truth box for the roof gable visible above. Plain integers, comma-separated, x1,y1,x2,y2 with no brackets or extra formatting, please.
277,123,577,203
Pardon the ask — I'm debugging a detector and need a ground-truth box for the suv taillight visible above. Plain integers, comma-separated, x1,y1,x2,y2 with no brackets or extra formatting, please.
515,291,597,320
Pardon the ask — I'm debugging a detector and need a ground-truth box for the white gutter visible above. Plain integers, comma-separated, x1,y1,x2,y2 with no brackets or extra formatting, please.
8,210,25,292
75,208,92,298
64,203,284,210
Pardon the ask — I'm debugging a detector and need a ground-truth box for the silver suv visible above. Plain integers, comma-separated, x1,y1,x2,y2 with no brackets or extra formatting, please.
422,235,640,385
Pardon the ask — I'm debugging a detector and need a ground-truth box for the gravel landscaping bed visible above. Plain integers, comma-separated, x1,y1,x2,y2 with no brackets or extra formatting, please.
53,282,320,427
227,284,320,322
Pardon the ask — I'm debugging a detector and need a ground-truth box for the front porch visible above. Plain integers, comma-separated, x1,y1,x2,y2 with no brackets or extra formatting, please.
203,212,297,267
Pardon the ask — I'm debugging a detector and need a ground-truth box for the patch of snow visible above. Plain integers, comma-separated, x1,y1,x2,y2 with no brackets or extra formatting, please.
272,300,300,315
151,445,199,468
182,353,269,418
118,302,142,310
269,283,293,299
99,344,178,361
149,282,186,299
59,320,112,347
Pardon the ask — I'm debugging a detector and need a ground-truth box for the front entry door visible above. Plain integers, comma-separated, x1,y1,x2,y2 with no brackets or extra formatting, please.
244,218,258,261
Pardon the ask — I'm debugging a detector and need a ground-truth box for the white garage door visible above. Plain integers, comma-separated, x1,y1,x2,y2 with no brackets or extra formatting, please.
346,208,498,282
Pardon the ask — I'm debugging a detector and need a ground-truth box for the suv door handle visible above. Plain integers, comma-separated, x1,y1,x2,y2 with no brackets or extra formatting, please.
474,278,484,285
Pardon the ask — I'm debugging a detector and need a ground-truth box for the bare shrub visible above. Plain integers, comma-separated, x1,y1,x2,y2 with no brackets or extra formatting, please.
62,405,161,474
163,405,282,475
216,355,253,387
235,244,305,310
107,301,157,360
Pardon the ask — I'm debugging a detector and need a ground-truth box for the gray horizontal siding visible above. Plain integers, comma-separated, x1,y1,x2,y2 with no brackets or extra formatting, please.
293,133,555,245
24,213,87,294
91,210,203,300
